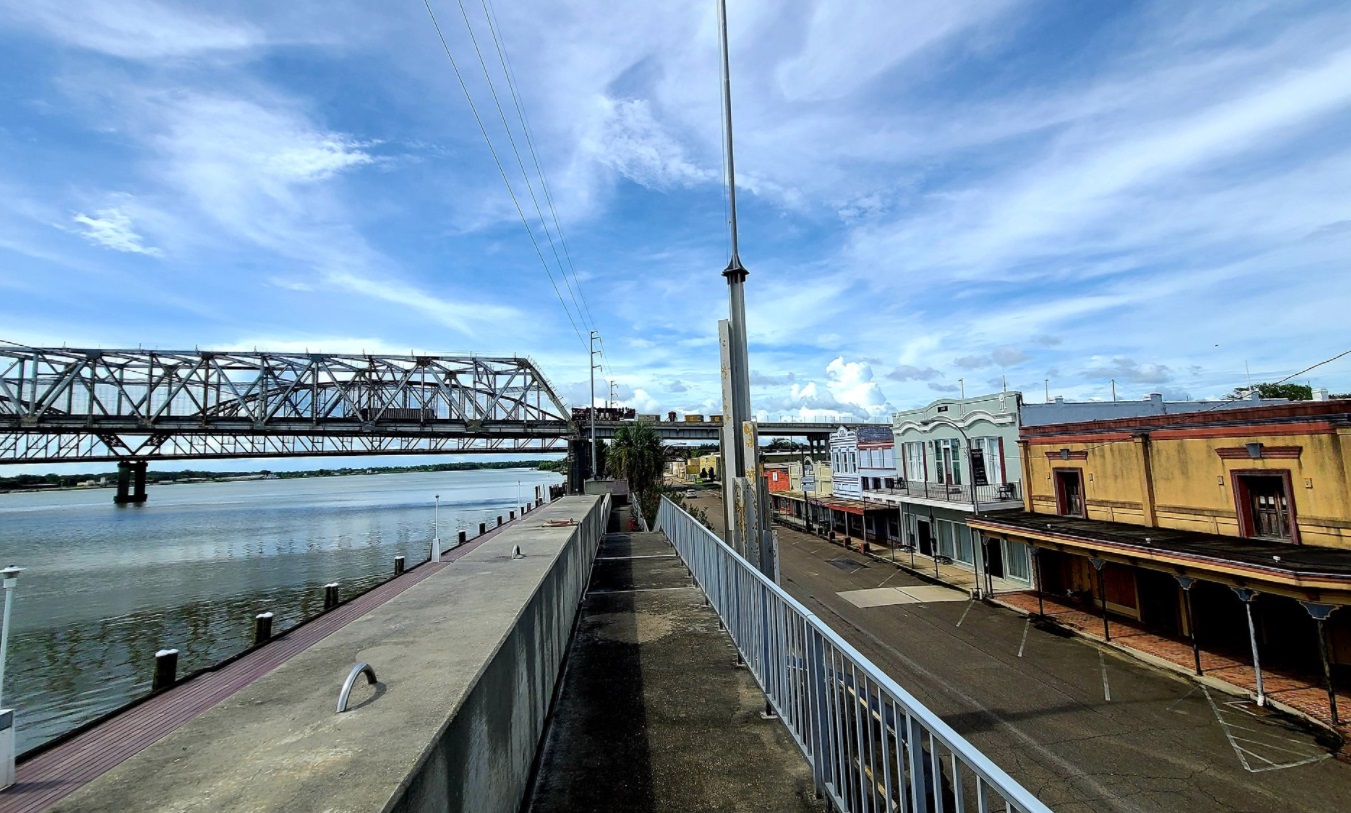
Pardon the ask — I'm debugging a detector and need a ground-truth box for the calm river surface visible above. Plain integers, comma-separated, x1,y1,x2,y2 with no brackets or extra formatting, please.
0,468,562,754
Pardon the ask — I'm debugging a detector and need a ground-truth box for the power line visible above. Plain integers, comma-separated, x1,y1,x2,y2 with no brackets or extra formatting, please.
420,0,586,349
480,0,597,330
449,0,589,338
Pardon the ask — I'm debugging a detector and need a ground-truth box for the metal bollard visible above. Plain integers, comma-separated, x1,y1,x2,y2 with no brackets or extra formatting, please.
394,555,405,575
497,516,503,527
254,612,274,645
479,522,487,536
324,582,340,611
152,649,179,692
510,510,516,520
458,530,467,546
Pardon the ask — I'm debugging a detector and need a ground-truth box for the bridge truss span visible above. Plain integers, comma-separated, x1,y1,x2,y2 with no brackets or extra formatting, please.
0,347,573,463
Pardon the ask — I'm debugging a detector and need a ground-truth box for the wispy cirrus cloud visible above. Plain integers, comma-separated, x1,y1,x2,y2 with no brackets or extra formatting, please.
69,208,162,256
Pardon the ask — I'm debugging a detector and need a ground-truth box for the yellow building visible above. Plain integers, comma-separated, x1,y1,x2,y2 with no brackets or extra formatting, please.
971,401,1351,700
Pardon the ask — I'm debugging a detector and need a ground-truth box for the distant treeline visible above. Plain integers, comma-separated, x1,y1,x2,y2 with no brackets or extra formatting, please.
0,459,567,490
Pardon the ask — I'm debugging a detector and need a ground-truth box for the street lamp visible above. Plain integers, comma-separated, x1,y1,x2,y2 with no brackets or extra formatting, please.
1,564,24,791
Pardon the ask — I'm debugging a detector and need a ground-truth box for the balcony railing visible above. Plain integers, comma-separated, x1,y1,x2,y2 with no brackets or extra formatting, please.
863,480,1020,508
656,497,1052,813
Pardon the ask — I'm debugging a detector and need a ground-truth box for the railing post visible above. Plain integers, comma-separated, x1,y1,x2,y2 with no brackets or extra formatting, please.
807,628,833,801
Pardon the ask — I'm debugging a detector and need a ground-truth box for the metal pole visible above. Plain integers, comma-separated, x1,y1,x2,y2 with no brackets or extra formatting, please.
0,567,21,710
717,0,754,535
589,330,598,479
1090,558,1110,640
1177,576,1202,675
1302,602,1338,724
1233,588,1265,705
1032,547,1045,617
1318,618,1339,725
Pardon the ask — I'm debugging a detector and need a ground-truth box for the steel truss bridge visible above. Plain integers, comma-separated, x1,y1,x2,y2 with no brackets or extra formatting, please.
0,347,574,463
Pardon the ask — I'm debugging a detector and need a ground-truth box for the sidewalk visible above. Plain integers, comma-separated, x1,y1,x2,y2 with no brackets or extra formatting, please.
995,590,1351,756
528,508,816,812
779,516,1351,758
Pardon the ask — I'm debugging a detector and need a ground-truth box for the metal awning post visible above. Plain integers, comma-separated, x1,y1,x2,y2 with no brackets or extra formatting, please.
1089,557,1110,641
1301,602,1339,725
1031,546,1045,618
1232,587,1265,706
1175,576,1203,676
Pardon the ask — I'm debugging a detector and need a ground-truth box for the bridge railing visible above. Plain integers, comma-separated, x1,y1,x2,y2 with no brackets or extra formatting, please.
656,497,1052,813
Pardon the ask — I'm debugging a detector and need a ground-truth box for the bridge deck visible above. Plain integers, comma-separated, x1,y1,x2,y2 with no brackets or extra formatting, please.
0,514,526,813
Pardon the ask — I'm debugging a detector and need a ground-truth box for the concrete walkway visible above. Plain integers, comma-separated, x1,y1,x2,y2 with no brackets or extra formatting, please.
527,508,816,812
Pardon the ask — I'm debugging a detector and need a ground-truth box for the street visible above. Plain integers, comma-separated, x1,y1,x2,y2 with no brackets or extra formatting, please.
685,491,1351,813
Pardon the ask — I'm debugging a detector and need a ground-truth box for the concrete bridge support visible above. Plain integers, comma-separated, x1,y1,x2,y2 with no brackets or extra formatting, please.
113,461,148,505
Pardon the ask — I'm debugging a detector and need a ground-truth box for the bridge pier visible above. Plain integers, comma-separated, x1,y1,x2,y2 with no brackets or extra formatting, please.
113,461,148,505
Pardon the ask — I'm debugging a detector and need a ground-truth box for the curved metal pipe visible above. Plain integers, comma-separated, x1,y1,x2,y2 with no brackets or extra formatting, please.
336,662,377,713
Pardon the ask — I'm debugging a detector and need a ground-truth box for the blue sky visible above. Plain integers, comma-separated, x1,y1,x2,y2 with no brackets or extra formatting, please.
3,0,1350,430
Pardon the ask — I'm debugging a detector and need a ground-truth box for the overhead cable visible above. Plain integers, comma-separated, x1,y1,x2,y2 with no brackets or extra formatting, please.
420,0,586,349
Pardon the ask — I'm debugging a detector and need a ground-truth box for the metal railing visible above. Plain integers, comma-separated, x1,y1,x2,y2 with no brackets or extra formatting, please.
656,497,1051,813
864,480,1021,508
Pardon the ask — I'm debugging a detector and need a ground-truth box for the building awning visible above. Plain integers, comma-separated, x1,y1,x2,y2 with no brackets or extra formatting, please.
968,511,1351,603
817,498,893,515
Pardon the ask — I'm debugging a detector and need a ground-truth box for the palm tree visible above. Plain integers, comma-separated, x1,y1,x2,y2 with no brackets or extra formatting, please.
607,422,664,494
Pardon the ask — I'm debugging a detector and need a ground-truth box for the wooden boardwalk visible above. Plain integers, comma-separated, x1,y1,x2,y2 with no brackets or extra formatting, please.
0,515,526,813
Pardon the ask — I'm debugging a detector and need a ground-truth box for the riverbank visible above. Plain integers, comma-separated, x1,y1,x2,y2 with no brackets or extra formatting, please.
1,468,563,753
0,458,566,493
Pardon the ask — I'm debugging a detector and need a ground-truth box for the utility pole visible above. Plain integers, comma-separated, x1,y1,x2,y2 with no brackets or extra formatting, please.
589,331,599,479
716,0,772,581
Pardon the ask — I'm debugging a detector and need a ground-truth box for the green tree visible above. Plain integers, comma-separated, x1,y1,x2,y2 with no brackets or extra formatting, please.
607,422,665,520
1227,382,1313,401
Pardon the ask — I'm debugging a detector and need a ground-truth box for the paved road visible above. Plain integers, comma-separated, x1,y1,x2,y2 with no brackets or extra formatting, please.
685,492,1351,813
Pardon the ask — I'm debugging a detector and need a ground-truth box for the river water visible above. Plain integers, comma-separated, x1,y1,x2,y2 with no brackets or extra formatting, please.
0,468,562,754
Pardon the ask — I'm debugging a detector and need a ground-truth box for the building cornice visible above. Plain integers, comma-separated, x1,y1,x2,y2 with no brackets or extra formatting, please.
893,409,1016,435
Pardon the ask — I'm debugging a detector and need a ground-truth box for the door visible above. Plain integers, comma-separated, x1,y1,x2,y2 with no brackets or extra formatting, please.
1055,469,1084,517
918,520,933,556
984,536,1005,578
1244,476,1292,540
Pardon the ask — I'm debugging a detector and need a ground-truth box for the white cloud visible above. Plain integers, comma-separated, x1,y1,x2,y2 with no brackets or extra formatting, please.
1,0,267,60
584,97,714,189
69,208,162,256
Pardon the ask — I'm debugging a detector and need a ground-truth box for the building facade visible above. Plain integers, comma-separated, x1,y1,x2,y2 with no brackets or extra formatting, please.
881,392,1029,587
971,400,1351,688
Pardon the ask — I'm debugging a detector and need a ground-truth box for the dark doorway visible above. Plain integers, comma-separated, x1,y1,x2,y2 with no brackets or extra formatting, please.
918,521,933,556
984,537,1005,578
1054,469,1084,517
1137,569,1182,636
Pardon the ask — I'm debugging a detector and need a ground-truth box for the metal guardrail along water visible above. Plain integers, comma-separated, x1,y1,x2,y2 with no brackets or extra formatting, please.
656,497,1052,813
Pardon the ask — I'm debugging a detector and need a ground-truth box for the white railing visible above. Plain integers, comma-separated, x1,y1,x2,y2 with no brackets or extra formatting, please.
656,497,1052,813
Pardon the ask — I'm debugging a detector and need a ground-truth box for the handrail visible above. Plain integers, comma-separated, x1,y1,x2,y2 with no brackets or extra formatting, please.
656,496,1053,813
336,663,378,713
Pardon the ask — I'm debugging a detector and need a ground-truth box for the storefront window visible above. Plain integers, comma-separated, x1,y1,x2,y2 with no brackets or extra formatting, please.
1005,539,1030,581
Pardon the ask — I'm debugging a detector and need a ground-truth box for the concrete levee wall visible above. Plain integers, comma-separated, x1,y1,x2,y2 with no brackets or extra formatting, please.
49,495,609,813
392,495,608,813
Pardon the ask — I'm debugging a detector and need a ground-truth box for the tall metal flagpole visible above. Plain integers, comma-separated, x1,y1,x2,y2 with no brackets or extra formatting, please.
716,0,772,580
